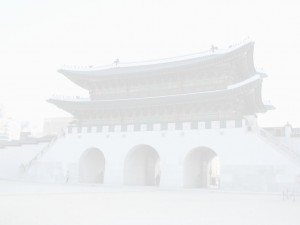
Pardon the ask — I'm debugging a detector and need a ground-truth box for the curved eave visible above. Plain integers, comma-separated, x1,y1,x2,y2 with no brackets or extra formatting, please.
48,74,270,114
262,103,275,111
59,41,255,90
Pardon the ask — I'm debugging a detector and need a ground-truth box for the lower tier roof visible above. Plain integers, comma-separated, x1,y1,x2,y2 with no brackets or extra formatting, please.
48,74,274,118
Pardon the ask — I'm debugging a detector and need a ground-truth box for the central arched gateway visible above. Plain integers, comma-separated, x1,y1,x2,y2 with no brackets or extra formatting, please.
79,148,105,184
184,147,219,188
124,145,160,186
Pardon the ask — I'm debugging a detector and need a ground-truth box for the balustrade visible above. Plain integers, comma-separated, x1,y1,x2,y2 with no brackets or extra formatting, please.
66,119,244,134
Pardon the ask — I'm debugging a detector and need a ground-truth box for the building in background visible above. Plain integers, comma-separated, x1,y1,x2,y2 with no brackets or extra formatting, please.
43,117,73,136
0,120,9,141
0,105,21,141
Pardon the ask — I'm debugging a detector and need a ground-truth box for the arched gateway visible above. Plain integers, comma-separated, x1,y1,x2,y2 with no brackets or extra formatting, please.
79,148,105,184
184,147,219,188
124,145,160,186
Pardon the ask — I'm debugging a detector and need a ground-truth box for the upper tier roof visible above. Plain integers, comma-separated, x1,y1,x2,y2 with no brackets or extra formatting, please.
58,40,256,90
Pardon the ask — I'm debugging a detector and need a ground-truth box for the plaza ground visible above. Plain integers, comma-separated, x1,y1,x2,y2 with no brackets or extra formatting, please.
0,180,299,225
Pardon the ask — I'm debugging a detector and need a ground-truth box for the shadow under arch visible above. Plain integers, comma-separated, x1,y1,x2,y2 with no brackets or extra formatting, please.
184,147,220,188
124,144,161,186
79,147,105,184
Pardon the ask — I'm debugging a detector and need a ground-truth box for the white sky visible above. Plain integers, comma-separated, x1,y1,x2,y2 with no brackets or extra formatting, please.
1,0,300,127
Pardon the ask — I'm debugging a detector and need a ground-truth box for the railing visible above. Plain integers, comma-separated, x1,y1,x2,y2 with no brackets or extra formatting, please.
259,128,300,166
66,119,244,135
23,132,60,172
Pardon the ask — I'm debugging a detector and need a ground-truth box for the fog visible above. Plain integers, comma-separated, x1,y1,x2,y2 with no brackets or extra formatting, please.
1,0,300,126
1,1,300,225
